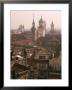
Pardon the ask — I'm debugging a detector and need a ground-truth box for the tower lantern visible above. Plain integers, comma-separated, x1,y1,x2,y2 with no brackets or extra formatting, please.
51,21,54,32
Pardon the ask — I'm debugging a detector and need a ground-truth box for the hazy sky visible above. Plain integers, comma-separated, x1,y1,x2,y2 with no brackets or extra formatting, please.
11,10,61,30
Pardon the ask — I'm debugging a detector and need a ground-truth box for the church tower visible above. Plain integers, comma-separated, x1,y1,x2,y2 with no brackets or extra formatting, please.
31,15,36,41
37,16,46,39
51,21,54,32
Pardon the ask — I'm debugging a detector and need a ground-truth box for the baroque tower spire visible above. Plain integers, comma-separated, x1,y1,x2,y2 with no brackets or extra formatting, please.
31,13,36,41
51,21,54,32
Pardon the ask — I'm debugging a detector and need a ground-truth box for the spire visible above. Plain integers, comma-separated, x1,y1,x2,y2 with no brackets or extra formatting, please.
51,20,54,32
31,13,36,32
51,21,54,26
33,13,34,20
32,13,35,25
39,16,43,23
41,16,42,19
31,13,36,42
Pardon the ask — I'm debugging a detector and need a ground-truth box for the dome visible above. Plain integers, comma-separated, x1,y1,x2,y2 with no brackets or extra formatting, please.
39,16,44,23
51,21,54,26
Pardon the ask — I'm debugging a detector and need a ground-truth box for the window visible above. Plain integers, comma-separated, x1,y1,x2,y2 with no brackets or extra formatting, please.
39,56,46,60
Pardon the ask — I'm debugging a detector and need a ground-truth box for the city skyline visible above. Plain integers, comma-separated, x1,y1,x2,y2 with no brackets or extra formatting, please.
11,10,61,30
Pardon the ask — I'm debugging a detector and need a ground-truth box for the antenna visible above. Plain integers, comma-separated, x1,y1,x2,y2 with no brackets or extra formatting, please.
33,12,35,22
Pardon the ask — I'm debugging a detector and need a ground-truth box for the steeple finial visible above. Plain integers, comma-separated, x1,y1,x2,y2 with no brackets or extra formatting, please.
41,16,42,19
32,13,35,24
31,13,36,32
33,13,34,21
51,20,54,32
52,20,54,24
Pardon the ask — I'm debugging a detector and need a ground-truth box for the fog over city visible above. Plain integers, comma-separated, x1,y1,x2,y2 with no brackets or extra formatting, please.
11,10,61,30
11,10,61,79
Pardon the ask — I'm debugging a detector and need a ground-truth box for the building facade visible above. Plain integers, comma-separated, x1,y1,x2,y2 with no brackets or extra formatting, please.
31,16,46,41
33,48,50,79
37,16,46,39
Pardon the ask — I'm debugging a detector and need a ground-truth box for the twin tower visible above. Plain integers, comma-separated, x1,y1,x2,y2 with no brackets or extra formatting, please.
31,16,54,41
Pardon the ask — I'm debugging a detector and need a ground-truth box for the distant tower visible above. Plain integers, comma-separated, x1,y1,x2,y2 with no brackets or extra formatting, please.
39,16,44,26
37,16,46,39
31,15,36,41
51,21,54,32
18,25,24,33
43,21,46,34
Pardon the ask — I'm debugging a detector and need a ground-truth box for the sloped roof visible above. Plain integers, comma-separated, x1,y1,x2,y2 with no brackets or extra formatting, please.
12,63,30,72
